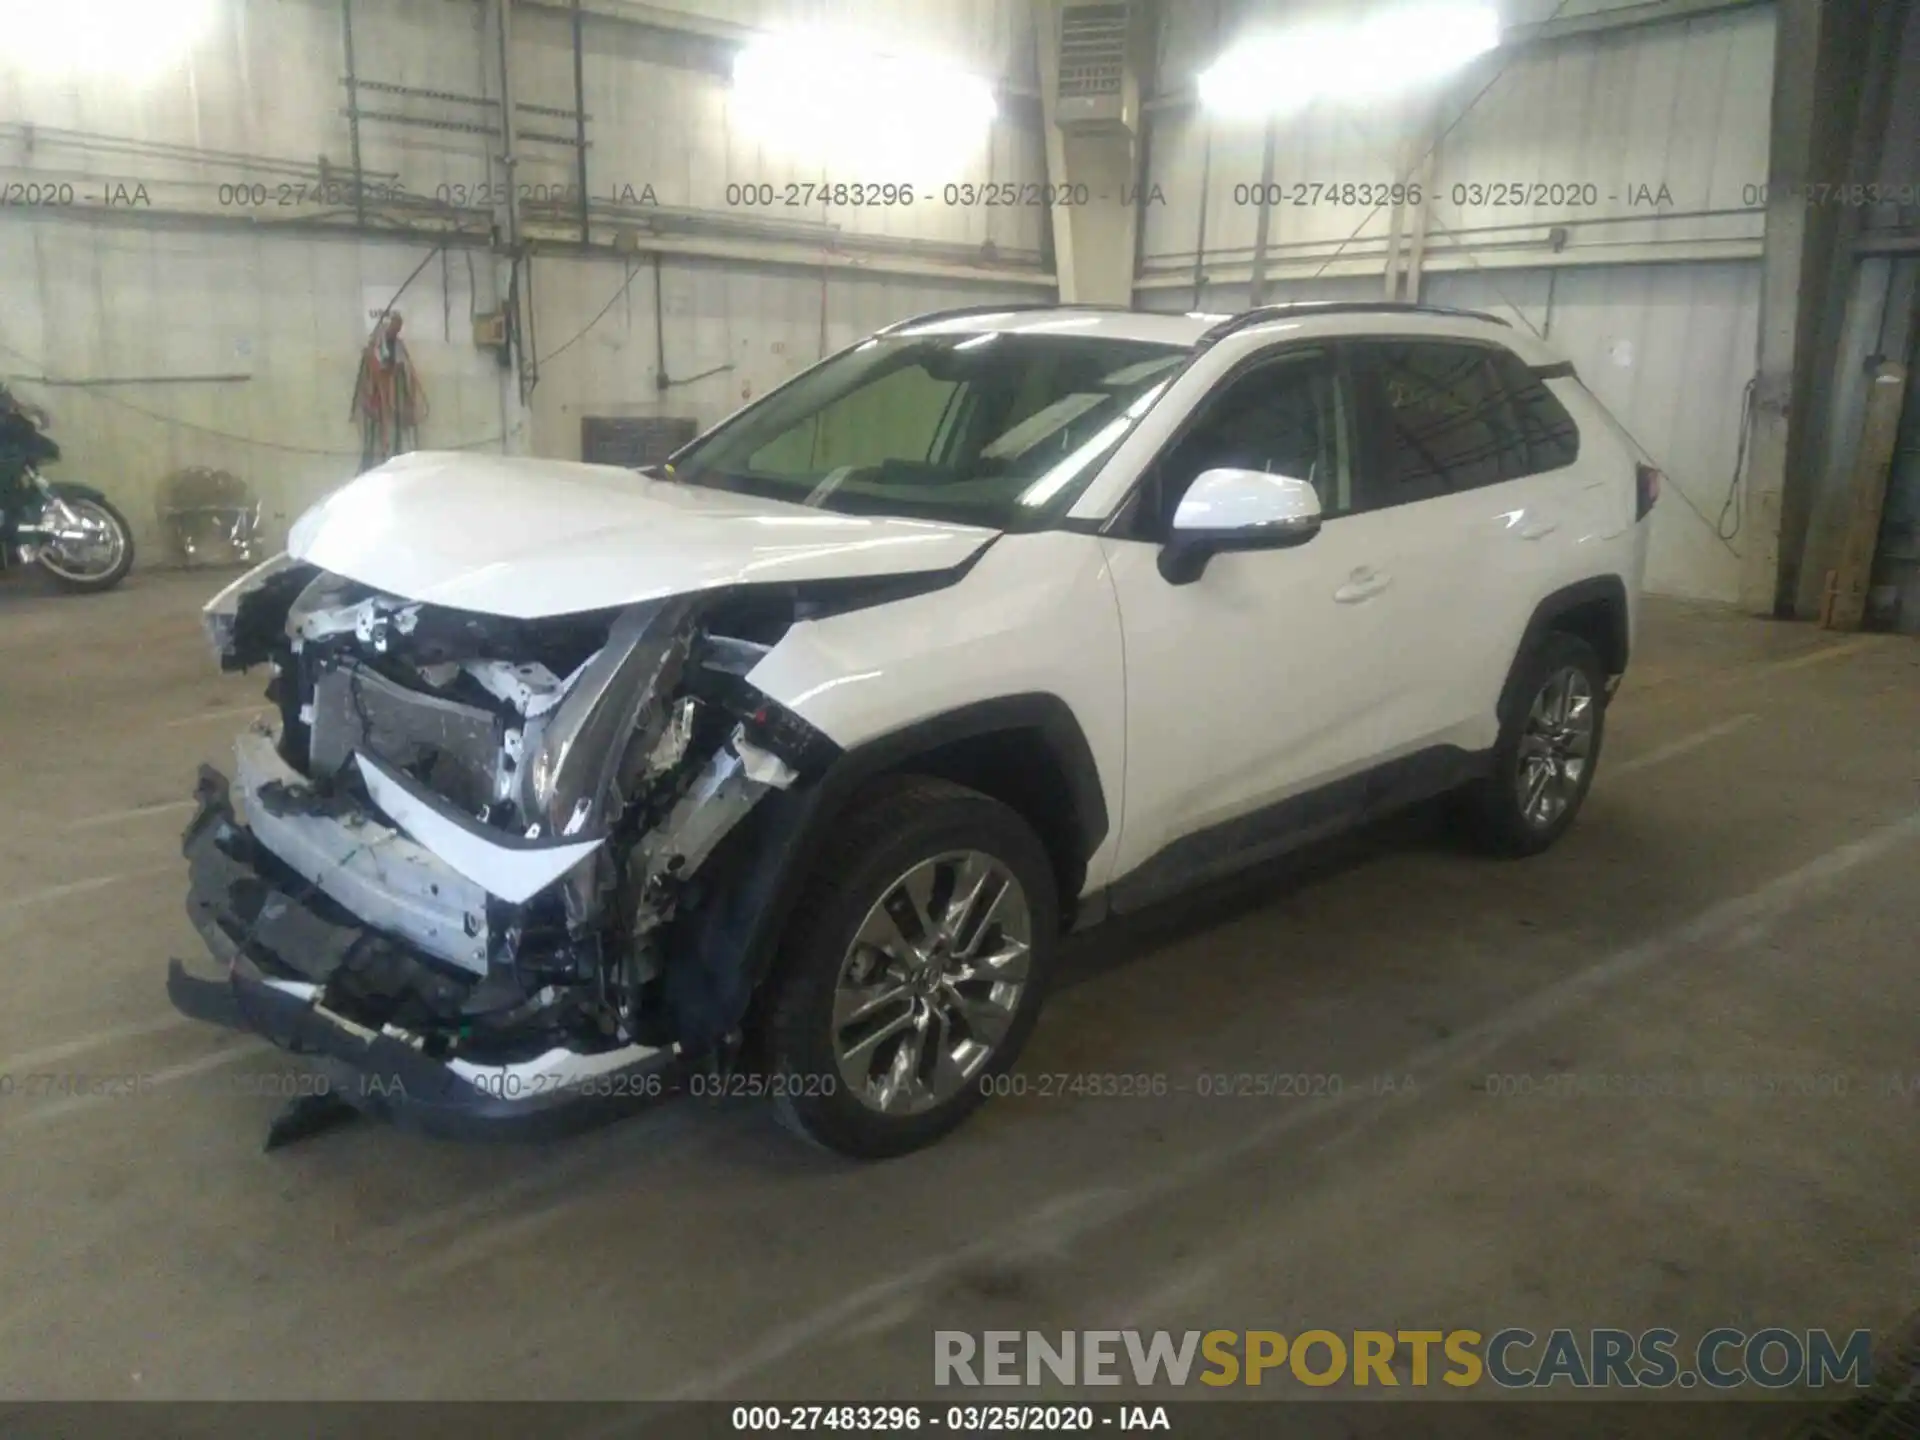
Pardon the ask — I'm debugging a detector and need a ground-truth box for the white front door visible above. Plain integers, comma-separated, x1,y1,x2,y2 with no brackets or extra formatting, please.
1101,347,1413,891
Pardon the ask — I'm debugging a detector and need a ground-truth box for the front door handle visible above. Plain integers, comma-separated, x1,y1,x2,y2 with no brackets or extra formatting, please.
1518,519,1559,541
1334,568,1392,603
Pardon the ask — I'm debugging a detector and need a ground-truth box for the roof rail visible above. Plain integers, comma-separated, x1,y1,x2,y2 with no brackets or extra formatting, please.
1198,300,1512,346
875,302,1136,335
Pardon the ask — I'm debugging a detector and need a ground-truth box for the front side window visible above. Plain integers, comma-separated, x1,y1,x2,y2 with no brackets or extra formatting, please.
1138,351,1345,535
665,332,1188,529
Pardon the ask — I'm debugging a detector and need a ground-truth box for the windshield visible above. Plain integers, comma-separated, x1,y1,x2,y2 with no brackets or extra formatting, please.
663,331,1188,529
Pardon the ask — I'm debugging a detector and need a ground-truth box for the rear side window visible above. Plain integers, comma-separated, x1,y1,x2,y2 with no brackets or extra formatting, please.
1351,340,1579,510
1487,349,1581,475
1354,341,1520,504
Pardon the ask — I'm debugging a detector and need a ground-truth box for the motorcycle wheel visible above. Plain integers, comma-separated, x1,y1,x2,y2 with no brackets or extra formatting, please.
37,496,136,593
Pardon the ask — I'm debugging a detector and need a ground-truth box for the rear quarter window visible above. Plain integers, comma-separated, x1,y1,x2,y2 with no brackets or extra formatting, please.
1489,349,1581,476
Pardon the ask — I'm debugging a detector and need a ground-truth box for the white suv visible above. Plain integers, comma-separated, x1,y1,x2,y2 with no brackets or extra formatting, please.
172,302,1655,1157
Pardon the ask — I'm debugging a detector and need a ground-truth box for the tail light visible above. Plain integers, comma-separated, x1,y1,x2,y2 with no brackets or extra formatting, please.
1635,463,1662,520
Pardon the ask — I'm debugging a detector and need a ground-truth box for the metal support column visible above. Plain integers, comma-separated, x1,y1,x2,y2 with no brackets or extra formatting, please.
493,0,522,257
492,0,536,401
572,0,591,246
1248,118,1277,308
341,0,366,226
1739,0,1825,615
1386,102,1440,303
1784,0,1909,616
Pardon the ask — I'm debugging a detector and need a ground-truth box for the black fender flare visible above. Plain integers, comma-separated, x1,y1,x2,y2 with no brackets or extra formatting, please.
1496,576,1630,728
663,693,1109,1056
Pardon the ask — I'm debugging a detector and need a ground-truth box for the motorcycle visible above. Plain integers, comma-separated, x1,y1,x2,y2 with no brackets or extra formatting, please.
0,386,136,593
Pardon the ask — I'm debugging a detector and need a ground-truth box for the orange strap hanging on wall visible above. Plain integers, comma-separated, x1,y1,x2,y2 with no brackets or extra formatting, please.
350,311,429,472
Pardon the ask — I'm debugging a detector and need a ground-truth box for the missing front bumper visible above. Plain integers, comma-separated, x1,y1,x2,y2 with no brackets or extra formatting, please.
171,766,680,1141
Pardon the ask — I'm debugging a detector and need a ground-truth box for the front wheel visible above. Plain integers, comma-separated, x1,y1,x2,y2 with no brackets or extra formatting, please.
37,494,135,593
764,775,1058,1159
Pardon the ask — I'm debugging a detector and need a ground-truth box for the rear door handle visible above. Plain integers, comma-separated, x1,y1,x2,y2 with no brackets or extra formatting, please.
1334,568,1392,603
1518,520,1559,541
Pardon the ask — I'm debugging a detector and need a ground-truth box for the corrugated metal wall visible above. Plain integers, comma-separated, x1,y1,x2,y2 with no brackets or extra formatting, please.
1136,0,1775,602
1139,5,1770,291
0,217,515,558
0,0,1049,561
3,0,1784,605
508,0,1048,261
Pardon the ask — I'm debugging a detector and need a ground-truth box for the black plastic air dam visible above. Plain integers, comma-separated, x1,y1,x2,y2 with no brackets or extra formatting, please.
170,770,682,1143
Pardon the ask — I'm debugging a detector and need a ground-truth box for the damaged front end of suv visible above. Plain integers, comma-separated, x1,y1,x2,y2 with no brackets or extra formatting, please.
169,555,843,1140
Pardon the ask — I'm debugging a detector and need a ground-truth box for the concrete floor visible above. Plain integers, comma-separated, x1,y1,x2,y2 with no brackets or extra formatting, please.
1,568,1916,1419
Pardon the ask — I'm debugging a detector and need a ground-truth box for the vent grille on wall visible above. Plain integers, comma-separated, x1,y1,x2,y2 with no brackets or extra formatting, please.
1056,2,1133,134
580,416,698,468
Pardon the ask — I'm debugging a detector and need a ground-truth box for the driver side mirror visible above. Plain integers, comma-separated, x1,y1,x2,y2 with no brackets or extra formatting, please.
1157,468,1323,585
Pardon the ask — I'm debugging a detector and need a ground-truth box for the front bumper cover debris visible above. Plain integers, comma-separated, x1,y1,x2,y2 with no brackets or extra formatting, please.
169,767,680,1142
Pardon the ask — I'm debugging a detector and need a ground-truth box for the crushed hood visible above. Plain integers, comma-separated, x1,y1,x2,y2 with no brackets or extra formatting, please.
287,451,998,619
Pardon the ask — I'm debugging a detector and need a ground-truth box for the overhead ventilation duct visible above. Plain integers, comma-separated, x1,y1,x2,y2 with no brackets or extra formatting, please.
1054,2,1137,136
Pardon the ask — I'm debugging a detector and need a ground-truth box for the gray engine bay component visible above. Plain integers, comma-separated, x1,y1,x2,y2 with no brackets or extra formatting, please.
644,696,699,777
627,726,799,945
519,596,698,838
309,660,505,815
233,730,491,974
287,571,421,650
697,634,772,677
462,658,576,718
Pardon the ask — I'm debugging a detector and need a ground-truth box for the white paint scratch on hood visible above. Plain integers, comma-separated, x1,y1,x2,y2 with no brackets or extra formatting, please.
287,451,998,619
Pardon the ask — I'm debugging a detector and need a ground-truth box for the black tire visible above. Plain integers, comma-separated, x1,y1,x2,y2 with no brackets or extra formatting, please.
38,496,135,593
764,774,1058,1159
1456,631,1608,857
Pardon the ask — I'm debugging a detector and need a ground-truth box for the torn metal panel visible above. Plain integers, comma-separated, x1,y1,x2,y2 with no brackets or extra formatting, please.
463,657,576,717
734,733,799,789
355,749,605,905
233,731,492,974
644,696,699,777
202,552,316,670
630,726,799,918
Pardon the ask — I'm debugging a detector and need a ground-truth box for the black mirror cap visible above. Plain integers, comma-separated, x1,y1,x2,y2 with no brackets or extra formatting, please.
1157,517,1322,585
1157,538,1211,585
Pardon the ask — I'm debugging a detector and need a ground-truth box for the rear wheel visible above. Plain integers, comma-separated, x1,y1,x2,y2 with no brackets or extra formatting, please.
764,775,1057,1159
37,495,135,593
1457,631,1607,856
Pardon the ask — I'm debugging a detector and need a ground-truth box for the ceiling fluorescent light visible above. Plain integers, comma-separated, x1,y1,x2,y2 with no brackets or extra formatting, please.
1198,2,1500,120
0,0,213,79
731,28,997,176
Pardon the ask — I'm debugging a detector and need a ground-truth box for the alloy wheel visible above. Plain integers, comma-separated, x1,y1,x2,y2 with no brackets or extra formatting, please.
1515,664,1595,828
831,850,1032,1117
37,499,127,584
